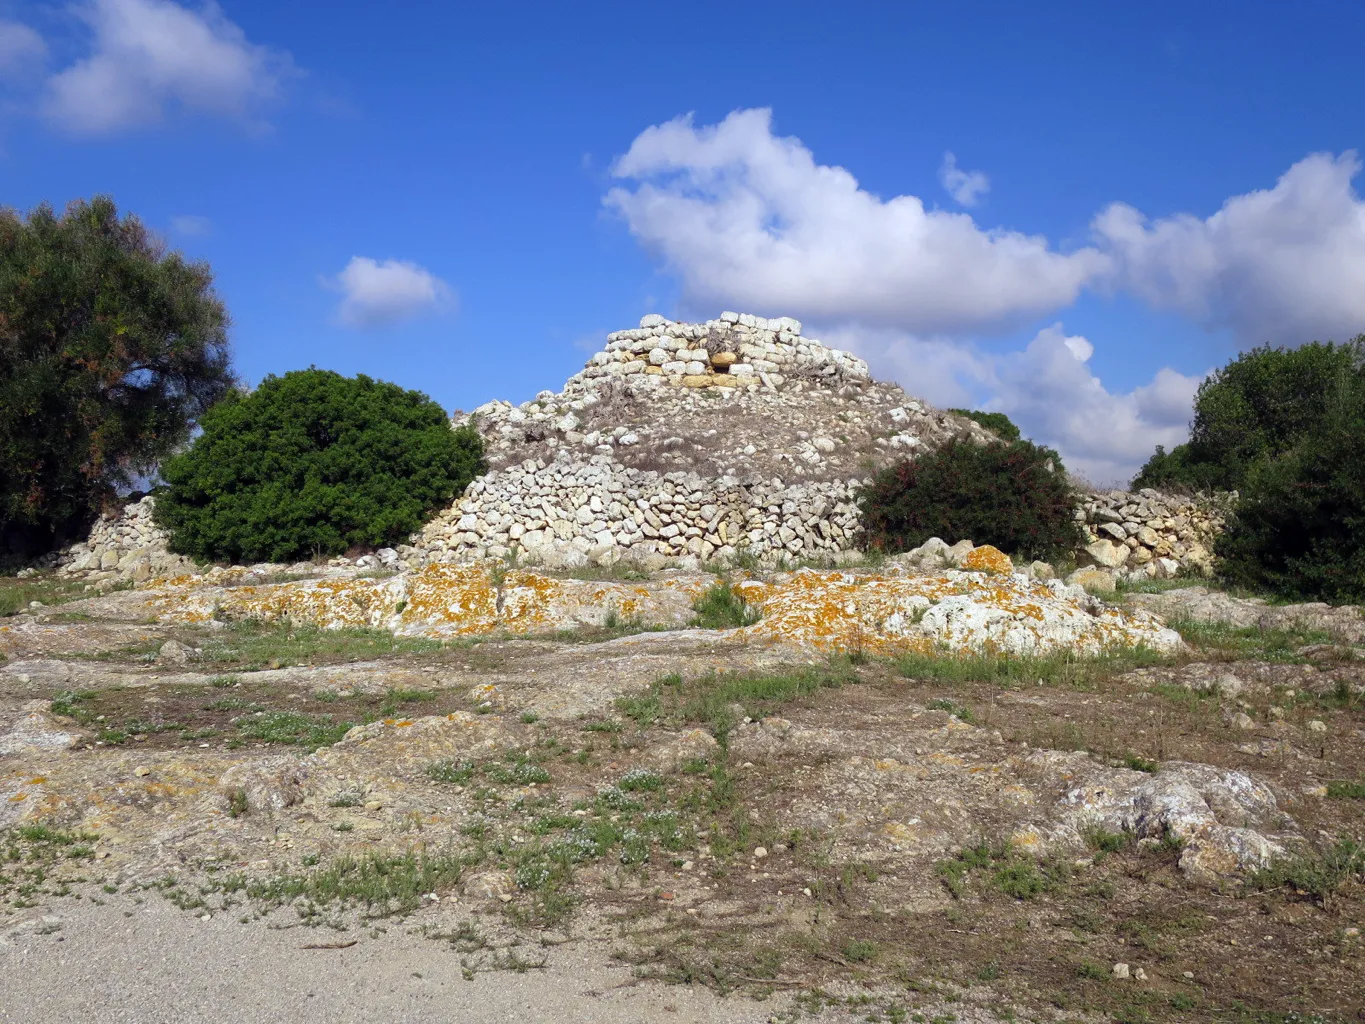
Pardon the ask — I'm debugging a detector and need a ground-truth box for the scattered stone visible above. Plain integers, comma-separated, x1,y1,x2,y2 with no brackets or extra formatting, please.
1307,720,1327,733
156,639,195,666
1113,962,1131,979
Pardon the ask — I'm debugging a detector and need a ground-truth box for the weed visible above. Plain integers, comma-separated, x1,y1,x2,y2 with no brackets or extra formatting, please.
925,697,975,723
1250,838,1365,909
936,843,1059,900
49,690,96,723
227,789,249,818
1077,960,1109,980
233,710,354,747
841,938,879,963
615,692,662,727
618,768,663,793
1169,618,1332,663
1082,825,1135,855
690,582,761,630
200,621,441,670
1326,780,1365,799
427,760,477,785
484,755,551,786
631,663,857,741
249,850,469,916
1121,753,1159,773
897,648,1167,690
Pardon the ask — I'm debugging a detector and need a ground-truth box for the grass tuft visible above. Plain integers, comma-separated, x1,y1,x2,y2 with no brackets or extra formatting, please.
690,583,761,630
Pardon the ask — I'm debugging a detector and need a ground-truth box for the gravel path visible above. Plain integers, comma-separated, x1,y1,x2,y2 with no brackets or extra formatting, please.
0,897,782,1024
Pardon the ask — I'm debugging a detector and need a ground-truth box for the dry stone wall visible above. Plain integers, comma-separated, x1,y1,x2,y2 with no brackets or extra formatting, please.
405,454,864,569
1076,489,1230,582
55,496,192,582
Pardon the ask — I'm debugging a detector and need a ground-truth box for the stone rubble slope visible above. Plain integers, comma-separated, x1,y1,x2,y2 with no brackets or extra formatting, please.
122,547,1181,658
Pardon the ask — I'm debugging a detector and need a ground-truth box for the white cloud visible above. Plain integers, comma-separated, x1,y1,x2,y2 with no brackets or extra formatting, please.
826,322,1204,486
605,108,1108,335
41,0,293,135
0,20,46,77
988,325,1204,485
1093,151,1365,345
328,256,453,329
939,151,989,207
170,213,210,236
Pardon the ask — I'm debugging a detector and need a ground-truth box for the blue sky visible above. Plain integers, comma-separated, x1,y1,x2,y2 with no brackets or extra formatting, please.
2,1,1363,483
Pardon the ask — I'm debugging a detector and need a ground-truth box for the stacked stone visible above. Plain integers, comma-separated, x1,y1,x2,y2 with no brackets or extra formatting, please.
405,450,862,569
56,496,194,582
1076,488,1229,580
581,311,870,391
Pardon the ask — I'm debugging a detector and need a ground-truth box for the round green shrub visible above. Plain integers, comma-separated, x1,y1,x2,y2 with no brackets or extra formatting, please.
1216,374,1365,603
154,369,485,563
858,438,1082,562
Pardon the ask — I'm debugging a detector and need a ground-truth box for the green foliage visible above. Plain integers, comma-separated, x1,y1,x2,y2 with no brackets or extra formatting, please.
1215,372,1365,602
1132,340,1363,491
858,437,1082,561
0,197,233,555
1250,838,1365,908
690,582,761,629
232,710,355,747
155,368,485,563
949,408,1021,441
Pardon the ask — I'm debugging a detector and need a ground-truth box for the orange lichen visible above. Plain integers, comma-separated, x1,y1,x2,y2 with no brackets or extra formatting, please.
961,545,1013,575
139,560,1176,657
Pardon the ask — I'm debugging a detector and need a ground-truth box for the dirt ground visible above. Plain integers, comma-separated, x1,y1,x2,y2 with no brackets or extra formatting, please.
2,573,1363,1024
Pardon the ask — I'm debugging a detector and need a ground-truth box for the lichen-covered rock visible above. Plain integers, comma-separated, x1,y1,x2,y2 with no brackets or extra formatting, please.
960,545,1013,575
138,562,1180,659
1055,760,1291,882
734,567,1181,657
0,704,89,758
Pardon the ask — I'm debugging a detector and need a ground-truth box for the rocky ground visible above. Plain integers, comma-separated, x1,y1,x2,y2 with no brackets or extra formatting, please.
1,566,1363,1024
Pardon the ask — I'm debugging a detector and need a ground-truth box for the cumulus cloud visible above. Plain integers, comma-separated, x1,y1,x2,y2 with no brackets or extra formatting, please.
939,151,989,207
1094,151,1365,345
826,322,1204,486
605,108,1107,335
0,20,46,77
328,257,453,329
605,109,1365,479
41,0,293,135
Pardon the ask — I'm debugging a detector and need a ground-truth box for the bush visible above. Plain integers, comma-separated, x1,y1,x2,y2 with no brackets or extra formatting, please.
154,369,485,563
949,408,1021,442
0,197,233,556
1133,340,1363,491
1216,372,1365,603
859,437,1082,562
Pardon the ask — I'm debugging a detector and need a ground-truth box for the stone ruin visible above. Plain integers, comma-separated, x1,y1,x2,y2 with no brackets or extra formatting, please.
49,312,1230,583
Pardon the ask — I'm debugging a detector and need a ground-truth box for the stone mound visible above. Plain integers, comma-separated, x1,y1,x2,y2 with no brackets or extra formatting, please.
410,312,995,568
